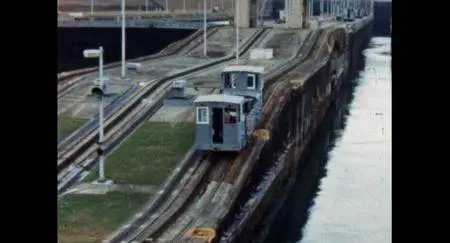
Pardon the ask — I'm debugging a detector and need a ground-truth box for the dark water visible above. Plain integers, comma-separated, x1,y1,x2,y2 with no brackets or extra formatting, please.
264,37,391,243
57,27,193,73
373,2,391,36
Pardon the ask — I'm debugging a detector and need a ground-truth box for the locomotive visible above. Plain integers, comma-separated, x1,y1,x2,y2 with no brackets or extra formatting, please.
193,65,267,151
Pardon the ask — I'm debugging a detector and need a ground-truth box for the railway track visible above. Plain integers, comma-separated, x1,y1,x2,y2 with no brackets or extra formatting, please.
103,27,328,243
106,152,235,243
217,27,340,242
58,27,272,195
57,28,219,150
142,154,235,243
169,27,334,242
57,28,217,96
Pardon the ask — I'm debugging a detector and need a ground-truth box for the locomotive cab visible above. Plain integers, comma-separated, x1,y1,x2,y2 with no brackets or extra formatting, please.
194,94,246,151
194,65,266,151
220,65,266,99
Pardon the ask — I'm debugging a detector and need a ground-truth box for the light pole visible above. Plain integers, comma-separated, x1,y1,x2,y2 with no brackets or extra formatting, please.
90,0,94,15
121,0,126,78
203,0,208,57
320,0,324,18
145,0,148,13
235,0,239,64
83,47,108,184
308,0,312,18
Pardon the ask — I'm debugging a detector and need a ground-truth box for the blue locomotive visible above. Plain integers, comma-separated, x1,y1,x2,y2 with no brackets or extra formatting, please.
193,65,268,151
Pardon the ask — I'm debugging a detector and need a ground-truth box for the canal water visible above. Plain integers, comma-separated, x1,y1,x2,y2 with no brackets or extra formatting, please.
264,37,391,243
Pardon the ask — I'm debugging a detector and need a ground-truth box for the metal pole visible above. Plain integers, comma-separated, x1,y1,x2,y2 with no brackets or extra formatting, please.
372,0,374,15
327,0,330,16
183,0,186,12
308,0,311,17
235,0,239,64
90,0,94,15
121,0,126,78
146,0,148,13
98,46,105,182
326,0,331,16
330,0,333,16
203,0,207,57
285,0,288,28
331,0,334,16
320,0,323,18
166,0,169,12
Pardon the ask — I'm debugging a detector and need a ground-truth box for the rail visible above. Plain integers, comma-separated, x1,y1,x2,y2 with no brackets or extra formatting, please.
101,27,271,242
58,27,206,92
176,26,337,243
58,27,270,194
57,28,219,150
115,28,319,243
218,27,343,242
58,19,229,29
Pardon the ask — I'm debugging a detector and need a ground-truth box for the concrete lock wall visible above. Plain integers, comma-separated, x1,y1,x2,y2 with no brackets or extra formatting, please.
217,21,373,242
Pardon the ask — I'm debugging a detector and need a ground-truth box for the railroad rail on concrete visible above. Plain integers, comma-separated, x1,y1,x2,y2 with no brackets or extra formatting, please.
101,18,344,242
57,18,230,29
58,2,374,240
58,11,233,29
57,27,269,195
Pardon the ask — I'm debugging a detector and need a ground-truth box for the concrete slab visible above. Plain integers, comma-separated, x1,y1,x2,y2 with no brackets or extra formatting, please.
66,182,157,195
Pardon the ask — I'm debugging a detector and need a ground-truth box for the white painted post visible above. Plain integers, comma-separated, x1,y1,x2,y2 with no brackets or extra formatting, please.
235,0,239,64
203,0,207,57
98,46,105,182
121,0,126,78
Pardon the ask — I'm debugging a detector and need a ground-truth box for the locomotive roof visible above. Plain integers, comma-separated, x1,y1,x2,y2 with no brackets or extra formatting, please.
222,65,266,74
194,94,245,104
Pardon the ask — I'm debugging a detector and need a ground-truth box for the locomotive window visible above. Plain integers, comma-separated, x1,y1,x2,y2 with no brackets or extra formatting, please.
224,105,238,124
231,74,237,88
196,107,209,124
224,73,232,88
244,99,255,113
247,74,256,90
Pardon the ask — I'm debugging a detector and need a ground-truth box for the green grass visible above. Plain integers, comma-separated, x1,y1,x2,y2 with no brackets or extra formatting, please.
84,122,196,186
58,116,85,143
59,122,195,242
58,191,149,243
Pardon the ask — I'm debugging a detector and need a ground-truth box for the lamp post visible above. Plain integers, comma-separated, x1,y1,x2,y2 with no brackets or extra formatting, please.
83,47,108,184
203,0,208,57
121,0,126,78
235,0,239,64
90,0,94,15
320,0,324,18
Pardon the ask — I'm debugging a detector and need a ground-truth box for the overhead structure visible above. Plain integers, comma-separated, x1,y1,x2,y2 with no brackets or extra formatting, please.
235,0,307,28
235,0,251,28
285,0,306,28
